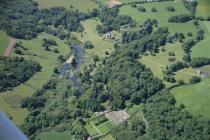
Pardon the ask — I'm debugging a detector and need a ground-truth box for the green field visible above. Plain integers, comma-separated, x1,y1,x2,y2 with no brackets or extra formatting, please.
97,120,115,134
120,0,196,37
0,33,69,125
98,0,144,5
36,131,74,140
73,19,114,63
140,43,196,85
103,134,115,140
197,0,210,18
174,68,197,84
85,123,100,137
171,78,210,118
0,30,9,55
127,104,143,116
191,21,210,58
200,65,210,78
85,114,116,137
36,0,99,12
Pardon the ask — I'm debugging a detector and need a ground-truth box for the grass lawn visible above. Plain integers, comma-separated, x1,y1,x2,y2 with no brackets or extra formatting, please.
91,115,108,125
72,19,114,63
0,30,9,55
98,0,144,5
191,21,210,58
197,0,210,18
36,0,99,12
97,120,116,135
171,78,210,118
140,43,196,85
200,65,210,78
0,33,69,125
36,131,74,140
127,104,143,116
103,134,115,140
119,0,196,37
175,68,197,83
85,123,99,137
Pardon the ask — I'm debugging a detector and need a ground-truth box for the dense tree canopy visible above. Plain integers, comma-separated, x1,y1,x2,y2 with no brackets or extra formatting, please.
97,7,134,34
112,91,210,140
1,1,210,140
0,57,41,92
0,0,98,39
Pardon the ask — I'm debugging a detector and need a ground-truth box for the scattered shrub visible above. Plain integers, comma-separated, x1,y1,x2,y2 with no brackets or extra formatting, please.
166,6,175,12
138,6,146,12
190,76,201,84
151,7,157,12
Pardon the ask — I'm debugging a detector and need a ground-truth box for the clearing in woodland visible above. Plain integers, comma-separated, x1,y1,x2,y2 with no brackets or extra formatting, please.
72,19,114,63
191,21,210,58
0,33,69,125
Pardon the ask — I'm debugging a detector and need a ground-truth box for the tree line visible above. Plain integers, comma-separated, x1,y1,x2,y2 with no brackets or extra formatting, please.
0,57,41,92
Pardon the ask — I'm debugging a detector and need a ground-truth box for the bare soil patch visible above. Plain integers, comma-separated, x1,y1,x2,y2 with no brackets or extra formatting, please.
105,110,129,124
107,0,122,8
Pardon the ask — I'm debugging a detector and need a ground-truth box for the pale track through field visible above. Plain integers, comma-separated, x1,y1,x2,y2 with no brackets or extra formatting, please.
3,37,16,57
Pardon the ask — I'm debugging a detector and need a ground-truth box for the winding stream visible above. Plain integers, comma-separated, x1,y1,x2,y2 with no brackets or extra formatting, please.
59,44,85,95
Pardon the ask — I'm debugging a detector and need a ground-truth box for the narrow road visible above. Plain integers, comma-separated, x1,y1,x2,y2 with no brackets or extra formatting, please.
3,37,16,57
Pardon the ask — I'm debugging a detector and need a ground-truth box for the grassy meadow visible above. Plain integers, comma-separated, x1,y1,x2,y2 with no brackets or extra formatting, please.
0,30,9,55
171,78,210,118
97,120,115,134
72,19,114,63
140,43,197,86
36,0,99,12
102,134,115,140
36,131,74,140
0,33,70,125
85,114,116,137
98,0,144,5
197,0,210,18
120,0,196,37
191,21,210,58
127,104,143,116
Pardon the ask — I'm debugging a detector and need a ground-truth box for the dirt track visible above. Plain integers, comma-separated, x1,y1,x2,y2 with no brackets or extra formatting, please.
107,0,122,8
3,37,16,57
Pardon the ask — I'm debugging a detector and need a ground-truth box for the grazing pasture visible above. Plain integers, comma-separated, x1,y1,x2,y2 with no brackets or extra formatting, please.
140,43,196,85
171,78,210,118
36,0,99,12
200,65,210,78
85,113,116,137
99,0,144,5
126,104,143,116
191,21,210,58
36,131,74,140
0,30,9,55
0,33,69,125
175,68,197,83
119,0,196,37
97,120,115,134
72,19,114,63
197,0,210,18
102,134,115,140
85,123,100,137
